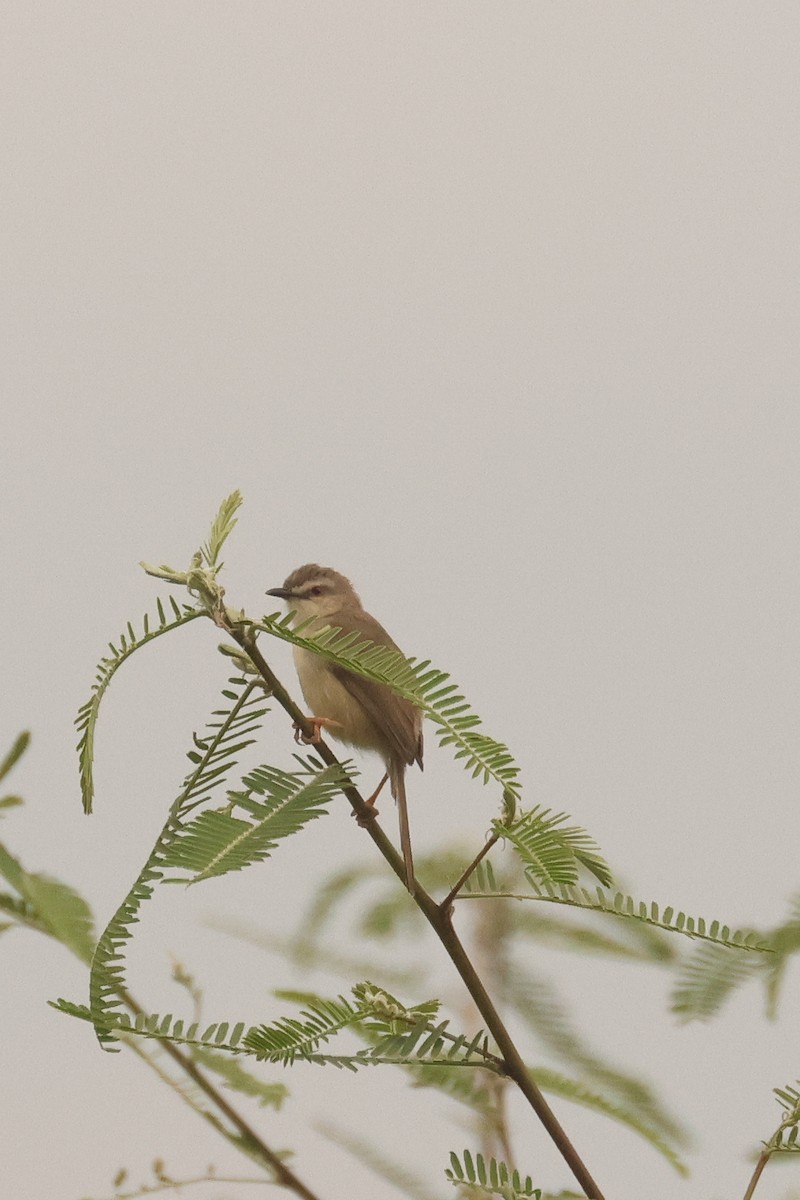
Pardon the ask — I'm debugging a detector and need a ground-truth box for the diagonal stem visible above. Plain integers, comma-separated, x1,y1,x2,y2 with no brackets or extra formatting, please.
741,1150,770,1200
230,622,606,1200
440,833,500,913
120,988,323,1200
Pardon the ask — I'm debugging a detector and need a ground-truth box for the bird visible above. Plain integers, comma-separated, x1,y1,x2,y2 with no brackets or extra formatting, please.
266,564,423,891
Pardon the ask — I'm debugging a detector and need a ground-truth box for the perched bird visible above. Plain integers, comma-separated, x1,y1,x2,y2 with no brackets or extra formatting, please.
266,564,423,890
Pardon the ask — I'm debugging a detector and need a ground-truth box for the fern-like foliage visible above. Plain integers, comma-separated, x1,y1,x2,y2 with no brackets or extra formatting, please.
58,982,499,1081
88,677,268,1047
671,940,761,1022
493,806,611,888
201,489,242,569
445,1150,540,1199
245,983,495,1072
531,1068,688,1176
763,1081,800,1155
75,597,203,813
163,759,354,884
243,993,368,1066
506,965,686,1147
461,863,769,951
256,612,521,805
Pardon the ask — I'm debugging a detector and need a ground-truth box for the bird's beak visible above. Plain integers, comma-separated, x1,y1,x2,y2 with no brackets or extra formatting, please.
266,586,292,599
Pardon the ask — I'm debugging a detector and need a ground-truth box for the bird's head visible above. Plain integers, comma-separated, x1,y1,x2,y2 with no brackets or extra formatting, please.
266,563,362,622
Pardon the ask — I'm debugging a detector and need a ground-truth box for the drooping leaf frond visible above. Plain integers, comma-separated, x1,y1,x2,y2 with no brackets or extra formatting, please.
531,1068,688,1176
201,489,243,569
89,677,268,1046
445,1150,540,1199
257,613,521,803
506,965,687,1146
461,866,769,952
493,806,611,888
163,760,353,883
75,597,203,813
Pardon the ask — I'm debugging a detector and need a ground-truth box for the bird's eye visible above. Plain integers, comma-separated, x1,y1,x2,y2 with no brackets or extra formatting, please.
310,586,323,597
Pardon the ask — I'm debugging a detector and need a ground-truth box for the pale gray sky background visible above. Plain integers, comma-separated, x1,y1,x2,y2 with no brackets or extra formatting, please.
2,4,800,1199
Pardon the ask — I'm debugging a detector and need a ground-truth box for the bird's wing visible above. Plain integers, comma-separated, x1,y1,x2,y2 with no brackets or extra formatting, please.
329,610,423,769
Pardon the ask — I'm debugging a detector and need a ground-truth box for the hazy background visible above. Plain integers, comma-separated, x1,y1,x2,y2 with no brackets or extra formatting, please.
2,4,800,1198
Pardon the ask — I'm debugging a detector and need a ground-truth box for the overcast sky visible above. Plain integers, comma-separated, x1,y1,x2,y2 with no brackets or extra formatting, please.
3,5,800,1200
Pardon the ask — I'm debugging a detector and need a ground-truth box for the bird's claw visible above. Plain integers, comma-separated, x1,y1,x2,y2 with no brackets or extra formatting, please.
293,716,342,745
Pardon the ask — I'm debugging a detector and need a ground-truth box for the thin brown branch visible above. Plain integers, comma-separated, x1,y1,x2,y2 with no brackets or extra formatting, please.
741,1150,770,1200
440,834,500,913
120,990,323,1200
229,621,606,1200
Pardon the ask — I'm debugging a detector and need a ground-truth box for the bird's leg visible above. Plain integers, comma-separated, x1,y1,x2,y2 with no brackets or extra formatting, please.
293,716,342,745
353,771,388,826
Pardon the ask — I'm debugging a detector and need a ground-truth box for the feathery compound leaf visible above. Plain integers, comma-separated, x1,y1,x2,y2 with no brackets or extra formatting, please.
763,1081,800,1155
460,877,770,952
89,678,267,1047
445,1150,541,1199
671,939,762,1022
243,995,364,1064
75,599,203,813
201,490,243,568
494,806,611,888
506,966,686,1146
531,1068,688,1176
257,614,521,802
164,761,353,883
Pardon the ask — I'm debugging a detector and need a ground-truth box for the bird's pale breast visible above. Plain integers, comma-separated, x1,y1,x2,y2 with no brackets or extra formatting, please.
293,646,390,756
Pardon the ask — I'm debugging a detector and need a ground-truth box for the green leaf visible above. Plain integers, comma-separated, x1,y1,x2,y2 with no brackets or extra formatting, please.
532,1068,689,1176
164,761,353,884
257,613,521,803
75,599,203,813
494,806,611,888
461,870,770,952
243,995,365,1064
671,939,762,1022
0,845,95,962
506,966,686,1147
0,732,30,785
201,490,243,568
445,1150,541,1198
89,677,267,1047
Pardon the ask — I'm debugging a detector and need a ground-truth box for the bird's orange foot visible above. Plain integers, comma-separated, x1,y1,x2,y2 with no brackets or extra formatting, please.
293,716,342,745
351,773,388,825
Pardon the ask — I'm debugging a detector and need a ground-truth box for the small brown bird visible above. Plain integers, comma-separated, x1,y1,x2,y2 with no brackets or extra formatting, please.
266,565,423,890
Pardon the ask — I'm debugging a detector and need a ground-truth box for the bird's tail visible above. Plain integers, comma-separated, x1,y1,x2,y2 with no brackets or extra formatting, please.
390,763,415,893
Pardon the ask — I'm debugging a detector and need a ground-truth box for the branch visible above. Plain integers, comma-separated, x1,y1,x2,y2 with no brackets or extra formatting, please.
226,619,606,1200
741,1151,769,1200
120,988,323,1200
